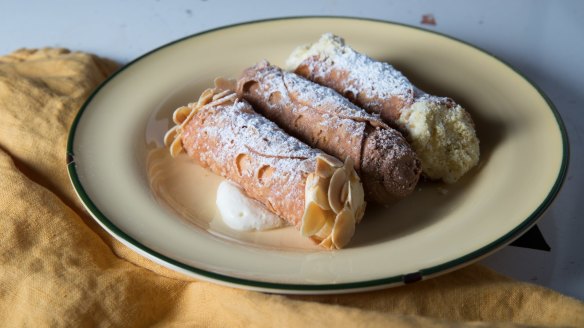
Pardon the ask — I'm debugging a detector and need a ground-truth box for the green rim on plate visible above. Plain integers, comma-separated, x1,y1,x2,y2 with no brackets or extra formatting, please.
67,16,569,293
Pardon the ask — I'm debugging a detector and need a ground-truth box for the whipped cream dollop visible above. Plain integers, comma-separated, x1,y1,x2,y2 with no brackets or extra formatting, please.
216,181,284,231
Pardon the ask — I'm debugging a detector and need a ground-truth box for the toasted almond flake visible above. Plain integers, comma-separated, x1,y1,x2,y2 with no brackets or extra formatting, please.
173,106,192,124
214,77,237,91
300,202,327,237
314,219,333,240
343,157,354,173
163,126,180,147
315,156,336,178
348,168,366,222
310,187,330,211
305,173,318,191
350,167,361,183
354,203,366,224
169,137,183,158
319,236,333,249
197,89,215,107
332,208,356,249
212,89,233,101
311,177,331,210
328,168,347,214
211,92,238,107
340,180,349,204
317,153,343,168
348,178,364,210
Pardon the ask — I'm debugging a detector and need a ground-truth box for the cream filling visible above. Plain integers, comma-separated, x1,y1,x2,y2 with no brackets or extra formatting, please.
216,181,284,231
397,100,480,183
285,33,344,71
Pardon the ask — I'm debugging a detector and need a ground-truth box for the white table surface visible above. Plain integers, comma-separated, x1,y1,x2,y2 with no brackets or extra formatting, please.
2,0,582,300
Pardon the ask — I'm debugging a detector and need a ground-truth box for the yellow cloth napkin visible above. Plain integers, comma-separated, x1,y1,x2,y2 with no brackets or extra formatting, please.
1,48,583,328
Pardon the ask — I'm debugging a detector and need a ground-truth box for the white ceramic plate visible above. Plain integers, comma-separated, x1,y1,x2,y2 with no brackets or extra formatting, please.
67,17,568,294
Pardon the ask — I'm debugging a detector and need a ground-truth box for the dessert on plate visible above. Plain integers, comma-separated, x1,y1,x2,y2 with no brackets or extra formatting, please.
236,61,421,204
287,33,480,183
164,84,366,249
161,33,482,249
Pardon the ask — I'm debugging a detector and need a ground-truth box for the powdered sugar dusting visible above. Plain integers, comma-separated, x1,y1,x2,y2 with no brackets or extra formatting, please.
179,93,328,224
283,67,387,127
287,33,480,183
186,97,320,175
240,62,390,169
238,63,421,202
287,33,414,105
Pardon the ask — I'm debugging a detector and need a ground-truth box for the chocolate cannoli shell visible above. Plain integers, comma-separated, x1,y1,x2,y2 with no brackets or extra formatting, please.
237,62,420,203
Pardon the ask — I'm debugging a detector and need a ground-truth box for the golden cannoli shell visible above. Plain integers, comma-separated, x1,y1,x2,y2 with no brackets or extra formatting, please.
180,94,318,227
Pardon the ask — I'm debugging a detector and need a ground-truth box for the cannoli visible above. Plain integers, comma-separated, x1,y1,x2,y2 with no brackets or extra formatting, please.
163,85,366,249
236,61,421,204
287,33,480,183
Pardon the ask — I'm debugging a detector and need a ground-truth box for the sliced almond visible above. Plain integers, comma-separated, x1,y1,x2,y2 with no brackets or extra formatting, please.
316,177,332,210
310,187,330,211
197,89,215,107
213,89,233,101
308,176,331,211
179,107,201,131
354,203,366,224
300,202,327,237
319,236,333,249
343,157,354,173
214,77,237,91
340,180,349,204
315,156,336,178
328,168,347,214
317,154,343,168
331,208,356,249
173,106,192,125
349,168,361,183
304,174,318,205
346,164,366,223
305,173,318,191
169,137,183,158
348,179,365,212
163,126,180,147
315,218,333,240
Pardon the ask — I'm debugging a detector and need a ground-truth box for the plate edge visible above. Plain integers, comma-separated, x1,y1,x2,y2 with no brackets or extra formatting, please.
65,15,570,294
